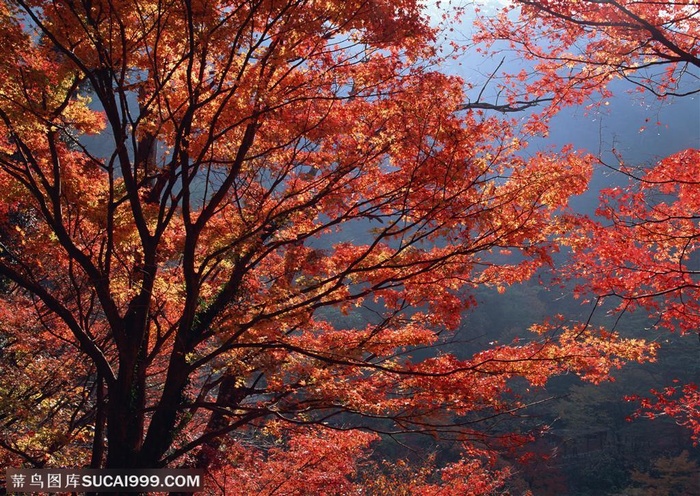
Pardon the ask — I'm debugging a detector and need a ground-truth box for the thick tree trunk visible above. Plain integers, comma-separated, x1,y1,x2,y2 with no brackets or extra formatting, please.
90,375,106,468
137,347,191,468
106,313,149,469
105,371,146,468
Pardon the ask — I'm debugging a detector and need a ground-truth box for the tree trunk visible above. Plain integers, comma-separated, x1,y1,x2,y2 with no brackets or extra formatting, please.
90,375,106,468
106,313,149,468
137,346,191,468
105,371,145,468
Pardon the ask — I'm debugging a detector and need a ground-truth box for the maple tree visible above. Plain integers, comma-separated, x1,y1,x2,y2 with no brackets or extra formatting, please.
579,152,700,445
474,0,700,109
0,0,666,492
475,0,700,446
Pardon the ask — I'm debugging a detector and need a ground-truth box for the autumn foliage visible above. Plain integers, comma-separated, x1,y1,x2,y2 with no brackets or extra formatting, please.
476,0,699,448
0,0,695,492
475,0,700,104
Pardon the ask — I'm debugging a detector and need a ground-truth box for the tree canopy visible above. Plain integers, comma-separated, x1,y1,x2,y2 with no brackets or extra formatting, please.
0,0,696,493
475,0,699,449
